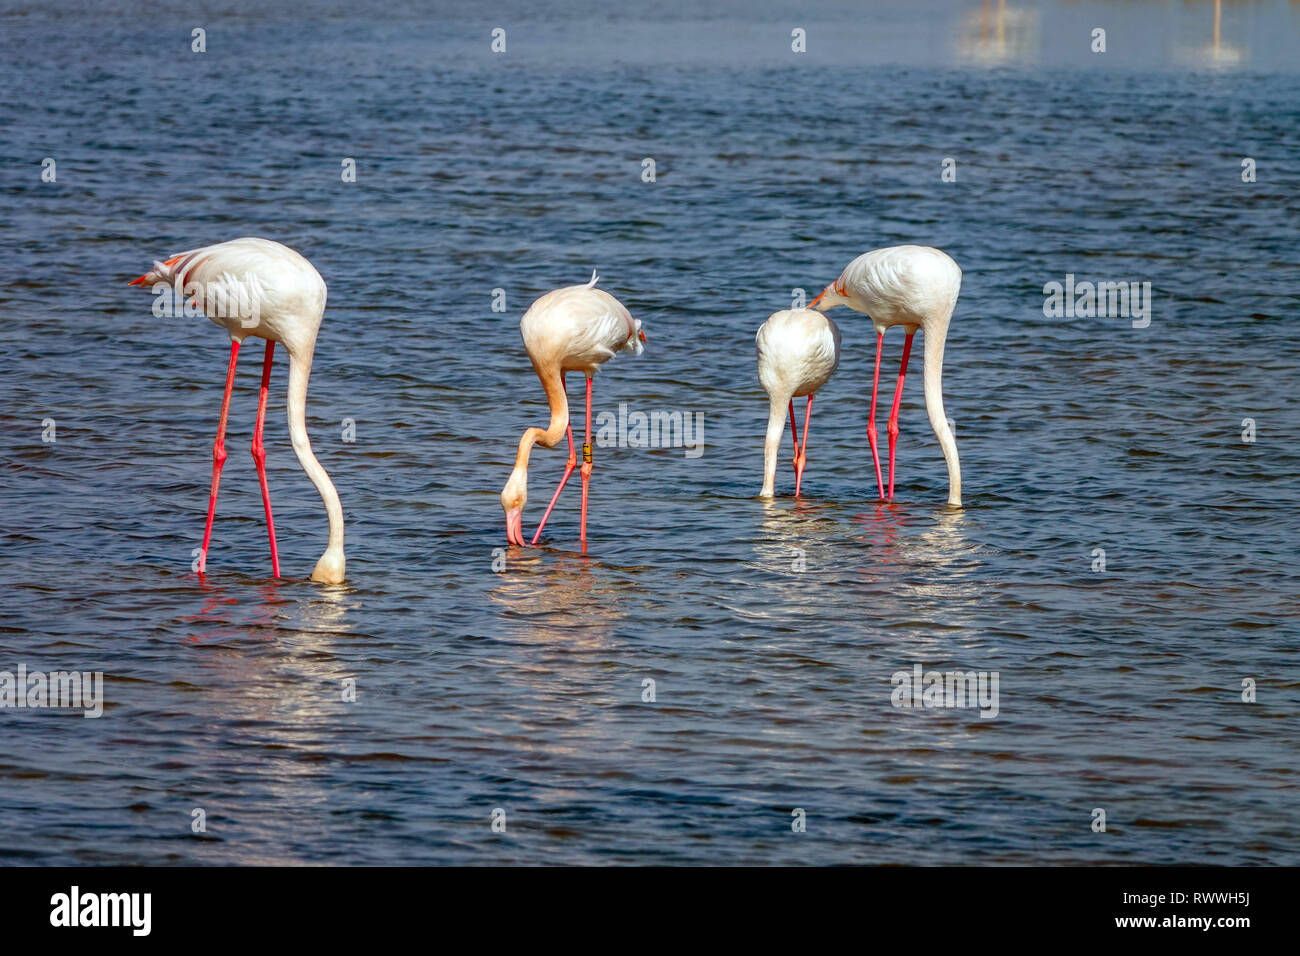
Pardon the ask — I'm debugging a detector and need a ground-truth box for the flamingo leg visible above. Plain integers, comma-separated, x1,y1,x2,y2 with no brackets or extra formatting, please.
887,331,915,500
867,332,886,499
199,340,241,574
251,340,280,578
531,424,577,545
785,398,795,465
579,376,593,544
794,394,813,496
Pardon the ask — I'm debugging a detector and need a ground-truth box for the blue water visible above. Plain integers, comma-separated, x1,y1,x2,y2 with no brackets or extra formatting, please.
1,0,1298,864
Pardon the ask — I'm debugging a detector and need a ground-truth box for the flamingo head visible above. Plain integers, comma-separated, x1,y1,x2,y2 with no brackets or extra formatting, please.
809,279,849,312
310,547,346,585
501,467,528,546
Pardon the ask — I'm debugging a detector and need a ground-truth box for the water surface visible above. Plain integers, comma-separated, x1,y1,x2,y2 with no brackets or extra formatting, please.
1,0,1298,864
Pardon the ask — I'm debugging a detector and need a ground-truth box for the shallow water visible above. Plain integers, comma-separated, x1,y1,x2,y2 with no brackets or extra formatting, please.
1,0,1299,864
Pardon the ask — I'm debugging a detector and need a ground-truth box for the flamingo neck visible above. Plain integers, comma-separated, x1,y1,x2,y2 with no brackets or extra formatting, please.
512,362,570,475
759,395,788,497
921,323,962,507
285,343,346,580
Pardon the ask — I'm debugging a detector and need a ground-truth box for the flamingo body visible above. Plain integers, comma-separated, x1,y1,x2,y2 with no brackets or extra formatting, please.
521,281,642,376
756,308,841,497
501,273,643,547
130,237,345,583
816,245,961,335
811,244,963,506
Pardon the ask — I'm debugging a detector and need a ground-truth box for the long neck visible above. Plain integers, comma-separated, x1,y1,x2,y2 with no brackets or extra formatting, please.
513,361,569,474
922,321,962,507
286,343,345,557
760,394,789,496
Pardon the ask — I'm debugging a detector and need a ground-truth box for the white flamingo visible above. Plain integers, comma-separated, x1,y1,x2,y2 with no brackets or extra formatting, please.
501,272,645,548
129,237,346,583
810,245,963,507
756,308,841,497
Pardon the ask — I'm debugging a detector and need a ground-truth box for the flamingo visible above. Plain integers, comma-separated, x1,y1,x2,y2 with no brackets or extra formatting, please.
809,245,963,507
501,272,645,548
756,308,841,497
129,237,346,583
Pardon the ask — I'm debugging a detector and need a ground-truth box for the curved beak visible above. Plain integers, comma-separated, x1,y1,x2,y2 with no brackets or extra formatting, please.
639,329,647,343
809,287,829,309
505,507,526,546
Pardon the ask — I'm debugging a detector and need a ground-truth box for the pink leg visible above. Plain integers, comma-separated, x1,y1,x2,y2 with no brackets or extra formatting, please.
199,340,241,574
579,376,593,544
252,340,280,577
867,332,885,499
788,399,801,495
788,399,800,459
531,424,577,545
887,331,915,500
794,394,813,496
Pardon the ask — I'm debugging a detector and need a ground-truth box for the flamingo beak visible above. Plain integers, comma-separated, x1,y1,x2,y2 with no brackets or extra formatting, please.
809,282,845,311
638,329,647,343
129,255,183,288
505,507,525,546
